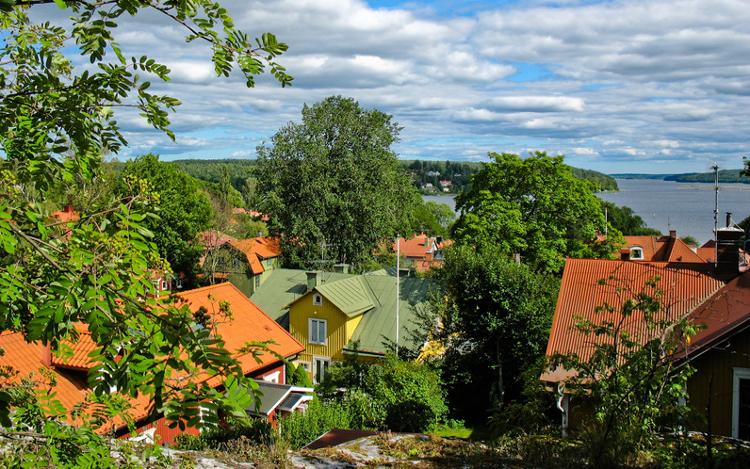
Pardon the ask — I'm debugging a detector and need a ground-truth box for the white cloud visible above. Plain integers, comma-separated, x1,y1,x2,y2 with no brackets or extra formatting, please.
27,0,750,171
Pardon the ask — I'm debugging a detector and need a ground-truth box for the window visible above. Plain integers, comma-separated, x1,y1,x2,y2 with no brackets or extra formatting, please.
313,356,330,384
309,318,327,345
313,293,323,306
630,247,644,260
255,275,261,289
175,278,182,289
161,280,169,290
733,368,750,439
263,371,281,384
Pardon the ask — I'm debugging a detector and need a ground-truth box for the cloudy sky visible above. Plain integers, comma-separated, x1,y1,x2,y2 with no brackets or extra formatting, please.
36,0,750,173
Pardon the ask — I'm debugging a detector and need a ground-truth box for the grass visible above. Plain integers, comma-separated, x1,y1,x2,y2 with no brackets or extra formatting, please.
429,424,475,439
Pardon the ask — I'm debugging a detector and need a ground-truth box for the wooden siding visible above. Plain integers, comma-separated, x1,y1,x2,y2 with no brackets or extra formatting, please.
688,326,750,437
289,290,353,364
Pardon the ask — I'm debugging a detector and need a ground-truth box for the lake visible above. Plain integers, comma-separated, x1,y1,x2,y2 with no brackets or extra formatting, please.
423,179,750,245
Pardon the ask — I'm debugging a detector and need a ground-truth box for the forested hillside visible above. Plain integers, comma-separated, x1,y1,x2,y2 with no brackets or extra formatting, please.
665,169,750,183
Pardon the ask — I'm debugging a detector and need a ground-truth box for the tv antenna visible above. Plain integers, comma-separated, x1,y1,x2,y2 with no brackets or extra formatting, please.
712,162,719,267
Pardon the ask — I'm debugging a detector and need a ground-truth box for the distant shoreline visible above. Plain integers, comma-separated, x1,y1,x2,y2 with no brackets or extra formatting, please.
612,170,750,184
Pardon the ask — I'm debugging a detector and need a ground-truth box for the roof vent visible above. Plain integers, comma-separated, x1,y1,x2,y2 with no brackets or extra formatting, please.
306,271,320,291
333,263,349,274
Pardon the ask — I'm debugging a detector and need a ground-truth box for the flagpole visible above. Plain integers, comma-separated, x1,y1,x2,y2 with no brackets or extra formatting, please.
396,234,400,354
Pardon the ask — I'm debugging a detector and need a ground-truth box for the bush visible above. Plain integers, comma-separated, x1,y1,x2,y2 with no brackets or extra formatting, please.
322,355,448,433
286,362,313,388
173,418,274,450
278,399,352,449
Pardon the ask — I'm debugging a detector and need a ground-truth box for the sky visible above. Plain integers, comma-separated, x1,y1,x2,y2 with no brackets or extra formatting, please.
30,0,750,173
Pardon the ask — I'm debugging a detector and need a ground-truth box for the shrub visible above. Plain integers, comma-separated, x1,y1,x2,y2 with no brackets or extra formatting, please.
286,363,313,388
278,399,352,449
173,418,274,450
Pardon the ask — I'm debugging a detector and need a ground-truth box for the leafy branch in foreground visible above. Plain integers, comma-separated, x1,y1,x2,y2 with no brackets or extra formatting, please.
0,0,292,454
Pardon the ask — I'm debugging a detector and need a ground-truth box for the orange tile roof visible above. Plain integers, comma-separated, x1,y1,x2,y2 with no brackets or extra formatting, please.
198,230,237,249
0,283,302,433
229,237,281,275
541,259,724,383
622,235,706,263
394,234,436,259
51,325,98,371
51,205,80,223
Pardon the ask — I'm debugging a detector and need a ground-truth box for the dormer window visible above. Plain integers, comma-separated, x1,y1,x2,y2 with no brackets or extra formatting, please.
630,247,644,260
313,293,323,306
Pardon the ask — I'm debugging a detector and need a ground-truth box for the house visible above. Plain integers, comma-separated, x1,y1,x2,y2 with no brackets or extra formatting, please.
541,219,750,438
251,268,433,383
393,234,452,272
249,380,314,423
620,230,706,263
201,234,281,296
0,282,306,445
232,207,270,222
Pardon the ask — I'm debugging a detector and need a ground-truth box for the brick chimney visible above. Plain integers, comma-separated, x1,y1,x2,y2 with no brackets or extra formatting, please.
669,229,677,238
716,212,743,279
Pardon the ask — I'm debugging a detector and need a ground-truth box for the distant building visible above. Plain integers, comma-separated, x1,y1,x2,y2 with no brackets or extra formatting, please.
393,233,452,272
200,234,281,296
426,170,440,177
621,230,707,263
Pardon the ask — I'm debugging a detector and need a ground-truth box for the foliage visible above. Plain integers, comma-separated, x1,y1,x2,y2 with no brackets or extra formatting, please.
118,154,213,281
669,169,750,184
278,398,353,449
320,354,448,433
0,0,290,459
601,201,661,236
411,200,455,237
255,96,421,269
286,362,313,388
551,276,698,466
432,245,559,421
452,152,621,272
569,167,619,192
173,418,274,450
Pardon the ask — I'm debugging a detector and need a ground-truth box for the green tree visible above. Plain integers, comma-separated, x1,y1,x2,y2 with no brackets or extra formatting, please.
0,0,290,458
255,96,421,268
453,152,621,272
119,154,213,282
411,200,455,237
434,245,559,421
601,201,661,236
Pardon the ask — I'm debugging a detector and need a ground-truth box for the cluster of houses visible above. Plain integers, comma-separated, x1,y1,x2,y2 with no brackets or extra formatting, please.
9,202,750,445
0,206,446,445
542,217,750,440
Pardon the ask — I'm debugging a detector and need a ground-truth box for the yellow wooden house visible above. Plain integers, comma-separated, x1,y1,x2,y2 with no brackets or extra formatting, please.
253,270,432,384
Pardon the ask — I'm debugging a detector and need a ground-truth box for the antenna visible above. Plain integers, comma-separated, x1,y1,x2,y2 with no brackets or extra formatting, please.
604,206,608,237
712,162,719,267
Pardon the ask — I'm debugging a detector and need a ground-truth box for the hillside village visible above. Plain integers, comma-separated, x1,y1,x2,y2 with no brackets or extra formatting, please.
4,1,750,468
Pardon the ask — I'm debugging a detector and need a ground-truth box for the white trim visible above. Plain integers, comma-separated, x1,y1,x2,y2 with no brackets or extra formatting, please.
732,367,750,438
312,293,323,306
629,246,644,260
312,356,331,384
263,371,281,384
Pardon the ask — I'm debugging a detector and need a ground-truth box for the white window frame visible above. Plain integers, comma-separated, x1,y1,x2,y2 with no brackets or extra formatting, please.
630,247,644,260
263,370,281,384
312,356,331,384
161,279,168,290
732,367,750,438
313,293,323,306
308,318,327,345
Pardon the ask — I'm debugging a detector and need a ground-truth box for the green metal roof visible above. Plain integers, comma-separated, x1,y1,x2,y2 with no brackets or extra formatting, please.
251,268,434,356
312,277,374,317
347,275,433,355
250,269,352,321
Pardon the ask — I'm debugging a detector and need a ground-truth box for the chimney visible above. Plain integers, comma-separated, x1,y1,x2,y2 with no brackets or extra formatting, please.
333,263,349,274
716,212,743,278
306,271,320,291
669,230,677,238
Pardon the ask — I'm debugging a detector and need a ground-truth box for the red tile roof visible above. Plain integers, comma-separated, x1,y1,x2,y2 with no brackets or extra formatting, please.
395,234,435,259
198,230,237,249
51,324,97,371
541,259,724,383
684,270,750,358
